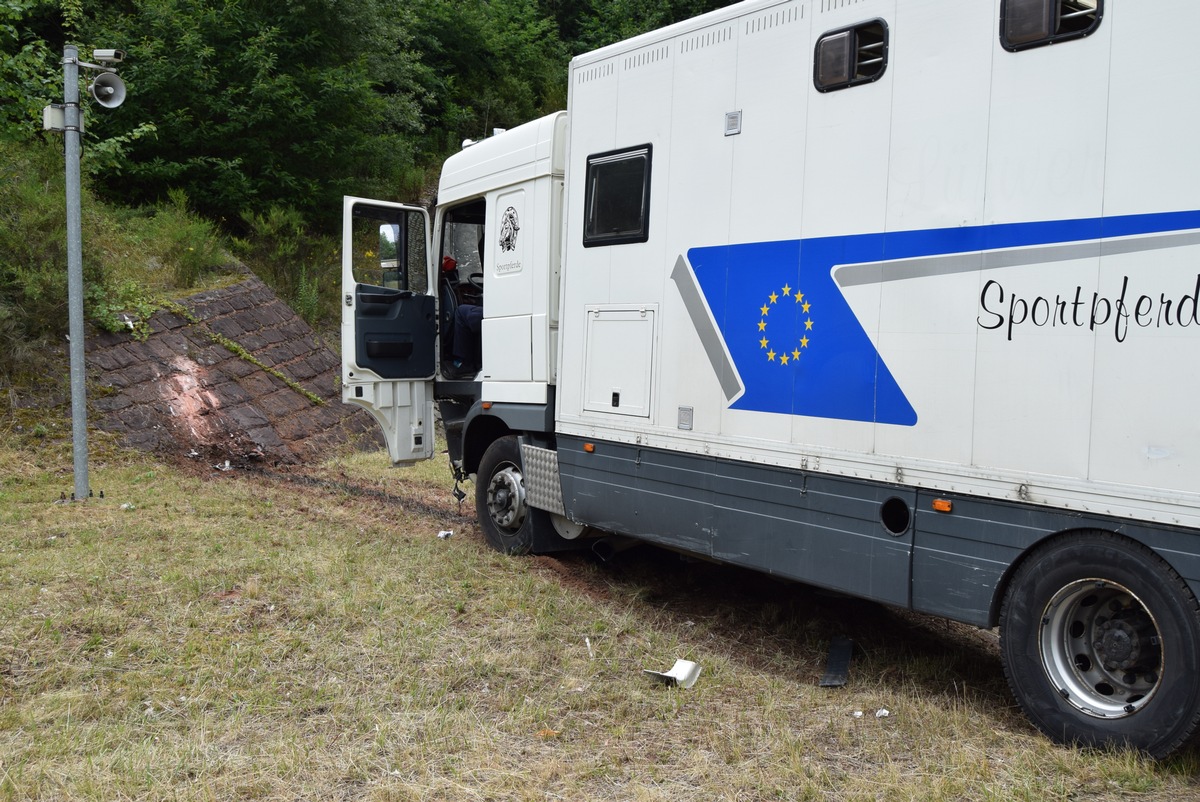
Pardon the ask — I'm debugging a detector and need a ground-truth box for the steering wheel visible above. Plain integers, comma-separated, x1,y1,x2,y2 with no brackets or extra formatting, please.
467,273,484,291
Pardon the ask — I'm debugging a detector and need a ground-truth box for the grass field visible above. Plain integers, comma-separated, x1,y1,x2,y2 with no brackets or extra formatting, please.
2,433,1199,800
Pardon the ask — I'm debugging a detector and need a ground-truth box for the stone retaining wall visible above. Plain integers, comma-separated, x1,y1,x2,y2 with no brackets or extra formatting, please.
88,275,381,465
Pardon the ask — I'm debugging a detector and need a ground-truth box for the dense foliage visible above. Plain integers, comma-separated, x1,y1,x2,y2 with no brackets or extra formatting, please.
0,0,735,388
3,0,734,232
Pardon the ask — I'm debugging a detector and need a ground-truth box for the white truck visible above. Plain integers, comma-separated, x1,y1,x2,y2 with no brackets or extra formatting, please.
341,0,1200,756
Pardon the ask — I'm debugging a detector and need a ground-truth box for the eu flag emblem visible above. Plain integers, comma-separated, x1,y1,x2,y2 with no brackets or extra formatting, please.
687,239,917,426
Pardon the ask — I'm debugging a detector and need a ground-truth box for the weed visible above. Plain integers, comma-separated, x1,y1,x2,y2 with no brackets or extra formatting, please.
293,264,322,326
235,205,339,327
155,189,229,288
87,280,158,340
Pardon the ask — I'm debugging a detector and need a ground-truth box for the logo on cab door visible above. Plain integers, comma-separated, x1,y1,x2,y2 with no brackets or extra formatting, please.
499,206,520,252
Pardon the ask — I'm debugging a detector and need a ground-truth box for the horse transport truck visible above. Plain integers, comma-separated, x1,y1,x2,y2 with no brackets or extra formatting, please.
341,0,1200,756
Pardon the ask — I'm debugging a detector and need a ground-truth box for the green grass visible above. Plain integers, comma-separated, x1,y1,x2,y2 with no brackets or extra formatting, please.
1,435,1199,800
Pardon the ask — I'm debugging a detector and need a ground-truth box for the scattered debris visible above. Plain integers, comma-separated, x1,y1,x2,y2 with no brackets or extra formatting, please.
585,637,594,659
819,635,855,687
120,503,136,511
875,708,890,719
853,710,864,719
643,659,702,689
437,530,453,539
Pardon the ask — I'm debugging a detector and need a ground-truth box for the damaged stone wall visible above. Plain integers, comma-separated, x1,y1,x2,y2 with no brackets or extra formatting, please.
88,275,382,465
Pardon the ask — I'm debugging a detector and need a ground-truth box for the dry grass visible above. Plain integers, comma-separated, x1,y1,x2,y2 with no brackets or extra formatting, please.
2,434,1200,800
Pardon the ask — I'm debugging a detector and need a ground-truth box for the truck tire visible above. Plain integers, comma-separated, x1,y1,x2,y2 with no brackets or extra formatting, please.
475,435,552,555
999,531,1200,757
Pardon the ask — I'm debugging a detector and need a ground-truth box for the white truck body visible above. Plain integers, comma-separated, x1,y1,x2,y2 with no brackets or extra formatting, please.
343,0,1200,756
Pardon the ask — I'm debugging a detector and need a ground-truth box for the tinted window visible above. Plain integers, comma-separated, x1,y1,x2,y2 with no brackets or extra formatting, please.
583,145,652,247
814,20,888,93
1001,0,1102,51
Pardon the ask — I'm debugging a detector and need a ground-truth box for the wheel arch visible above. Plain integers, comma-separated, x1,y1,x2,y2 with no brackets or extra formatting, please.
461,399,554,476
988,525,1200,629
988,526,1110,628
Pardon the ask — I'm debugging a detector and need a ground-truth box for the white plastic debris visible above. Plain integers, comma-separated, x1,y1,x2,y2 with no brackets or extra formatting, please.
120,503,136,511
875,708,890,719
437,530,453,539
853,710,864,719
643,659,702,689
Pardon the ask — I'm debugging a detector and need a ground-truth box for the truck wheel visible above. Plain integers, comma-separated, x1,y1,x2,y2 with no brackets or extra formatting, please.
475,435,551,555
1000,531,1200,757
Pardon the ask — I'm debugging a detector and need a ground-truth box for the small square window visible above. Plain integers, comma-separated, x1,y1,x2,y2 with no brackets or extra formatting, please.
814,20,888,93
1001,0,1102,51
583,145,652,247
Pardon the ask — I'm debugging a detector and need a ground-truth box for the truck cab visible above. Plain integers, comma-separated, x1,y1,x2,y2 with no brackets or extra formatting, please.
341,112,569,543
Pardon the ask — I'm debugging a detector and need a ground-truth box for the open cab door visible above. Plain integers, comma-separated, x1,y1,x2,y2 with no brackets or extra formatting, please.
341,197,436,464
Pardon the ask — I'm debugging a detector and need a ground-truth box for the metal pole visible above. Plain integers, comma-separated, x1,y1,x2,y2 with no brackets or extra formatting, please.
63,44,89,501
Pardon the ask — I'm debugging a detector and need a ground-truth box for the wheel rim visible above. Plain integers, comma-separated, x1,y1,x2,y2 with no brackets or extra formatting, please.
1039,578,1163,719
486,463,527,533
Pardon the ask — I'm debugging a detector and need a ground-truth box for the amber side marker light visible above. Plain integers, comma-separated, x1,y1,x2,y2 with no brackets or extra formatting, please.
583,443,595,453
481,401,492,410
932,498,953,513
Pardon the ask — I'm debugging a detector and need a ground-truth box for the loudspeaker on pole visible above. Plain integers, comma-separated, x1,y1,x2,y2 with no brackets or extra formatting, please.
88,72,126,109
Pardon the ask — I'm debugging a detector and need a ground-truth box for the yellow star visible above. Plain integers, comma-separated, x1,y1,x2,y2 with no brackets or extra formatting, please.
802,301,811,313
782,284,791,296
780,353,789,365
805,319,814,331
760,304,769,316
795,292,804,303
757,320,767,332
800,335,809,348
760,337,769,349
792,348,801,360
769,292,778,304
767,349,776,361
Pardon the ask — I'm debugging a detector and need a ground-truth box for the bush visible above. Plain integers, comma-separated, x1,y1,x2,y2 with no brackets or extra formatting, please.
0,139,235,387
235,205,339,328
0,139,76,385
150,189,228,288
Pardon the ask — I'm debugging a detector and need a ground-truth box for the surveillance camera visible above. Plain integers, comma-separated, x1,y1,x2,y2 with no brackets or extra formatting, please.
92,49,125,64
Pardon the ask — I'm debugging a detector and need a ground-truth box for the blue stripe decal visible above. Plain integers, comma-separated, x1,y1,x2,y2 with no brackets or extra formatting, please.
687,210,1200,426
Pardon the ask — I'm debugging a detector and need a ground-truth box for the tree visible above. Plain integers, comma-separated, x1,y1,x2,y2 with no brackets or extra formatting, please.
571,0,740,52
404,0,567,158
0,0,58,141
81,0,428,232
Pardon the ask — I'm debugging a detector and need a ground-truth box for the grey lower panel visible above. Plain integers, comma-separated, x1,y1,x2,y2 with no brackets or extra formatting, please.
556,436,1200,629
912,492,1200,628
556,436,915,609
